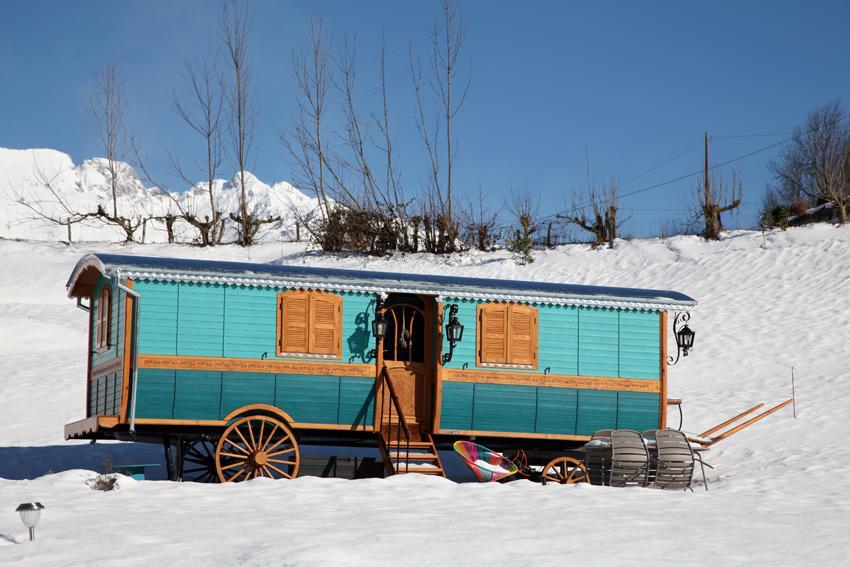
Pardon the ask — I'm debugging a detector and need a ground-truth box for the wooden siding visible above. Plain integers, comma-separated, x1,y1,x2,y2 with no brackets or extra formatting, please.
135,280,376,364
88,371,122,417
89,276,125,417
439,381,659,435
135,368,375,427
441,298,660,381
135,280,178,355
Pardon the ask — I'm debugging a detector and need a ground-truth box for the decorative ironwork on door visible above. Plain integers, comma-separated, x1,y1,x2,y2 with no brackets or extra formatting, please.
380,297,426,363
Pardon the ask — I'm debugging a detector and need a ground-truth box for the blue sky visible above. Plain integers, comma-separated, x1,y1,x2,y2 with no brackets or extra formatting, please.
2,0,849,236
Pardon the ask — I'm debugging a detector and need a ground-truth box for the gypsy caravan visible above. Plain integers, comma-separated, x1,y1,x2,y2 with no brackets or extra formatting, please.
64,254,696,482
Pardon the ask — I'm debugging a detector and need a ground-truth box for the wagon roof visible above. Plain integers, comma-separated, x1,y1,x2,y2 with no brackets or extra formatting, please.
67,253,696,311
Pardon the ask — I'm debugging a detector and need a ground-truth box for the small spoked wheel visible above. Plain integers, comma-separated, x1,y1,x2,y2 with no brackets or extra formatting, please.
214,415,301,482
541,456,589,485
181,437,220,483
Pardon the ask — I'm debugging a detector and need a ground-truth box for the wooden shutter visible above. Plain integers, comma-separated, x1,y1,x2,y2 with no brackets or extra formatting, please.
279,291,310,353
507,304,537,366
478,303,508,364
309,292,342,356
97,286,112,350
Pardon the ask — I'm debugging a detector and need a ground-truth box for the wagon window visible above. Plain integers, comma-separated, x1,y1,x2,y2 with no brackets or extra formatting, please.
277,290,343,358
96,285,112,351
476,302,538,368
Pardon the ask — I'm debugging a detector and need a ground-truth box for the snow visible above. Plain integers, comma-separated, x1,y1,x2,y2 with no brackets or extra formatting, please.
2,224,850,564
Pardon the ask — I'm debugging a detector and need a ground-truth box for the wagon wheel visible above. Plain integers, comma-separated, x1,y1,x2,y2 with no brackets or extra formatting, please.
180,437,220,483
541,456,589,485
215,415,301,482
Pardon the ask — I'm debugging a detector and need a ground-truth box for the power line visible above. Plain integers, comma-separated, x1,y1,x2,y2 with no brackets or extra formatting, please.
619,139,703,188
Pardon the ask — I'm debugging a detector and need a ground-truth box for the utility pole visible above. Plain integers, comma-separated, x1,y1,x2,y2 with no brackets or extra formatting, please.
704,130,710,212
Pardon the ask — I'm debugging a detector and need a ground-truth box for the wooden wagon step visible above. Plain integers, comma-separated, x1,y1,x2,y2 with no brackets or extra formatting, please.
394,463,444,474
388,451,439,460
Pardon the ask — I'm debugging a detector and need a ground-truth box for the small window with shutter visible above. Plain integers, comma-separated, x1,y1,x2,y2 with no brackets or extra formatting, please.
476,302,538,369
96,285,112,351
277,290,343,359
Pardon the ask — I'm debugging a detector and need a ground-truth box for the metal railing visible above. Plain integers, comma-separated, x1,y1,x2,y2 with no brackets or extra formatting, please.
377,367,411,474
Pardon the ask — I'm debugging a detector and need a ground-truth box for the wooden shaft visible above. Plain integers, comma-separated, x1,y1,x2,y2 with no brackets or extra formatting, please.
698,402,765,438
704,399,793,445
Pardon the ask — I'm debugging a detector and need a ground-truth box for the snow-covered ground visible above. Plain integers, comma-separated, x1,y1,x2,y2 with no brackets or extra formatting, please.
1,224,849,565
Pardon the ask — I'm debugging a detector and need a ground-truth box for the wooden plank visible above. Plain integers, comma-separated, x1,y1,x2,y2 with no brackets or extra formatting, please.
435,426,591,442
432,302,444,432
119,279,134,422
659,310,668,429
137,354,374,376
698,402,766,438
443,368,660,393
704,399,792,445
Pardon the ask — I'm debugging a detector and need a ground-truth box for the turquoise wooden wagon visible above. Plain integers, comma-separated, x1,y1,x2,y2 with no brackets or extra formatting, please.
64,253,696,482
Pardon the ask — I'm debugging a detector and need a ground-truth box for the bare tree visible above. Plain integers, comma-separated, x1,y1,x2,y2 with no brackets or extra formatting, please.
695,169,742,240
462,186,499,251
559,181,624,249
506,187,540,264
9,160,96,243
769,100,850,225
87,63,146,242
170,59,227,246
410,0,471,253
285,17,334,227
221,0,278,246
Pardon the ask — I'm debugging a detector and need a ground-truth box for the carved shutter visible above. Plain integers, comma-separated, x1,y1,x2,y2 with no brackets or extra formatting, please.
97,286,112,350
309,292,342,356
508,304,537,366
479,303,508,364
280,291,310,353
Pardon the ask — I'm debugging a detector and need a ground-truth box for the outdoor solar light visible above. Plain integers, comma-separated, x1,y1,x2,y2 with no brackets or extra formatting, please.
442,304,464,364
668,312,695,366
16,502,44,541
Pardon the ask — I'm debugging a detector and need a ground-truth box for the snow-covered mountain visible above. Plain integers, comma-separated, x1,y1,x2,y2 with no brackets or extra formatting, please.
0,147,319,242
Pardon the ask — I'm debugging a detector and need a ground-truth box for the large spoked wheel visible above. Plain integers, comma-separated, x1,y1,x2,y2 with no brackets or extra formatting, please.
541,456,589,485
181,437,221,483
214,415,301,482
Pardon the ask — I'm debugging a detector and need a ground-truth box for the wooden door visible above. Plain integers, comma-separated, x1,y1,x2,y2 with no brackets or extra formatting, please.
379,295,433,432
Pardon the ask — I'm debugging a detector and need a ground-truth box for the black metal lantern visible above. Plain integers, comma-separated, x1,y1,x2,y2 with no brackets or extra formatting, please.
372,313,388,340
668,312,695,366
442,304,464,364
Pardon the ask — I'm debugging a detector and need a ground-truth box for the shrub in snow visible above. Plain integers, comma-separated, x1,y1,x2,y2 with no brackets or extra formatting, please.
88,474,119,492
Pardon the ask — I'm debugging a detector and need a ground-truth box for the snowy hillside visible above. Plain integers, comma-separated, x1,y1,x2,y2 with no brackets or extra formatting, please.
0,147,319,242
1,226,849,564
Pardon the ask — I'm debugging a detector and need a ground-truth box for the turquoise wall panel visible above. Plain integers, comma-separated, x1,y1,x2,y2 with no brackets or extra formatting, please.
224,286,276,359
440,299,477,369
338,377,376,426
441,297,660,383
617,392,660,431
439,381,474,430
576,390,618,435
220,372,275,417
538,306,579,375
536,387,578,434
275,374,340,424
173,371,222,420
136,280,178,355
135,369,175,419
472,383,537,433
177,282,224,357
619,311,660,379
338,293,376,364
578,308,620,377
